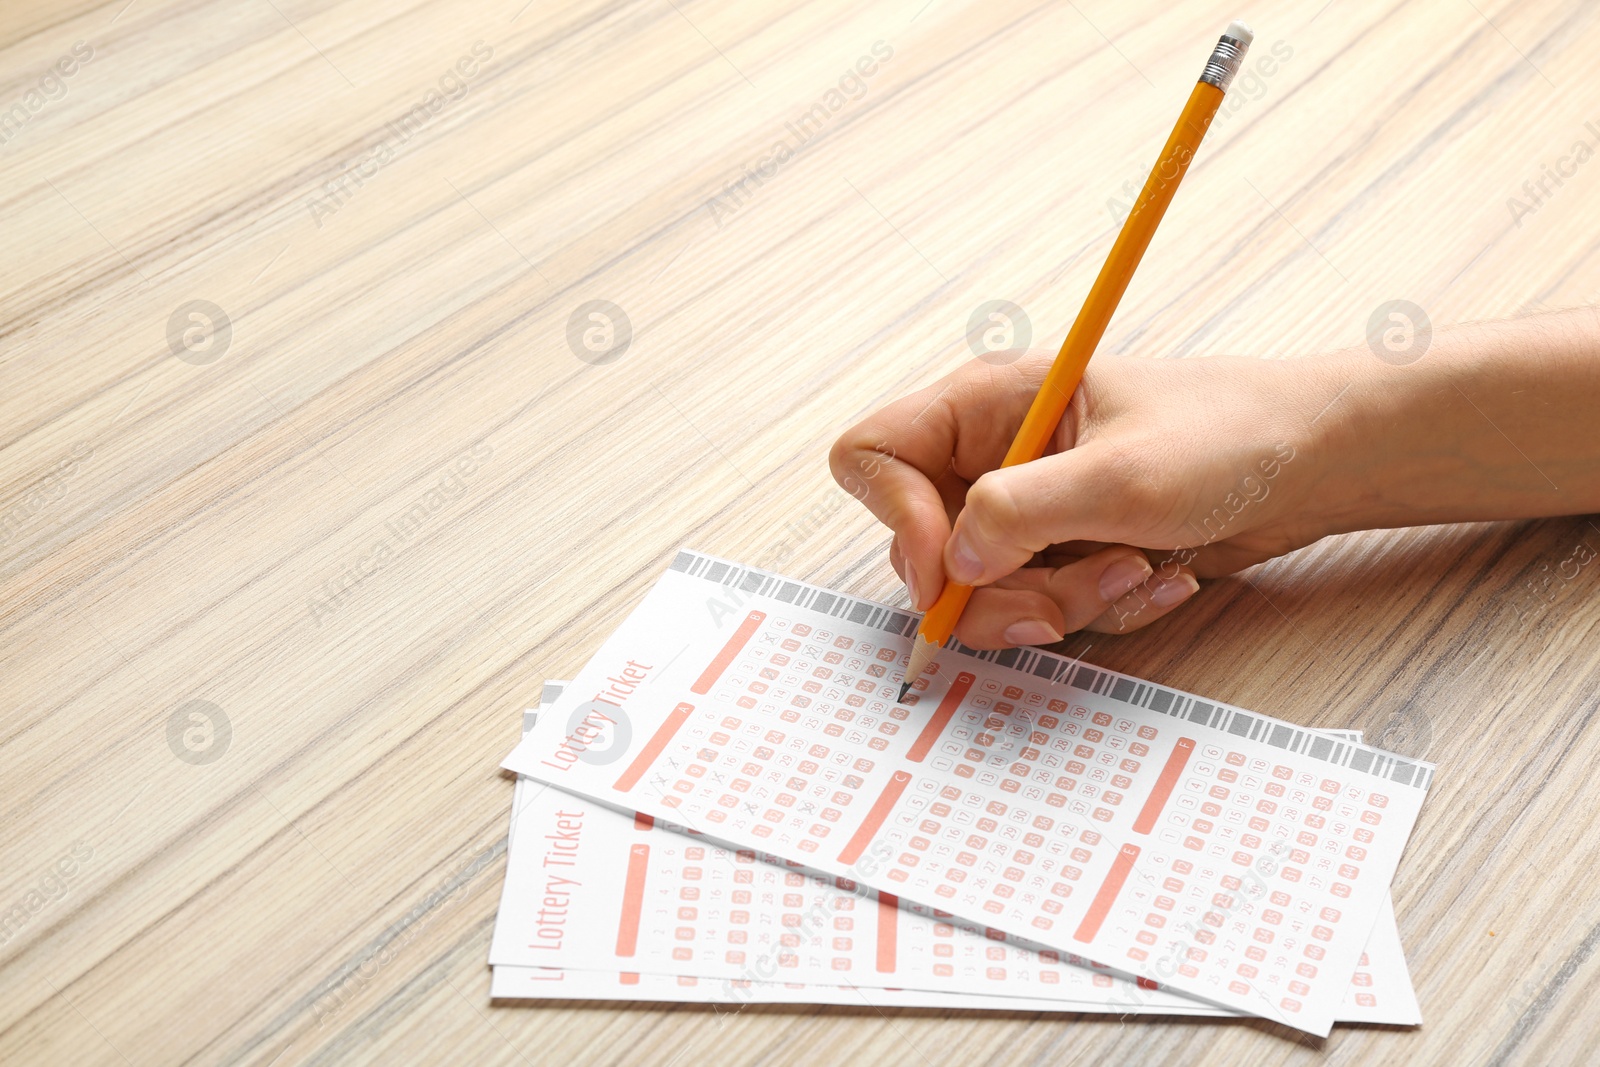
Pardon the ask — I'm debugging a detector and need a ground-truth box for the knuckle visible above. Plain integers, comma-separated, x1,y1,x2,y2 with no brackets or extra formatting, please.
966,473,1029,547
828,433,869,490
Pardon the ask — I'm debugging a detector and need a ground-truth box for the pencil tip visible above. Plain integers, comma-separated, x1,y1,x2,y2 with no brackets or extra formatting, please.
896,681,913,704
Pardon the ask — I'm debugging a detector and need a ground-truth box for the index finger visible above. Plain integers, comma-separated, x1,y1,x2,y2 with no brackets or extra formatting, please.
829,355,1051,606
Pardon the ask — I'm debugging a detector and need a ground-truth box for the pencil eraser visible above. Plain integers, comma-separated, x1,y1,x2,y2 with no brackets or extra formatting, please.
1224,20,1254,45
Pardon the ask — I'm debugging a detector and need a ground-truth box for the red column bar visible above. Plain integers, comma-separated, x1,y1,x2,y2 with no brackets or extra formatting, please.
906,671,975,762
615,843,650,957
838,771,911,865
691,610,766,694
613,702,694,792
876,893,899,973
1074,843,1140,944
1132,737,1195,834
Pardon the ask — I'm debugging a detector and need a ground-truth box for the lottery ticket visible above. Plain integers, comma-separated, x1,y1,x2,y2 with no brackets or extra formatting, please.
491,685,1419,1025
503,553,1431,1034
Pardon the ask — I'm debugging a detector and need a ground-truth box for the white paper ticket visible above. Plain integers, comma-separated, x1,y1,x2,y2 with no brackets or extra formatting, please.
503,553,1432,1034
491,685,1419,1024
490,963,1240,1013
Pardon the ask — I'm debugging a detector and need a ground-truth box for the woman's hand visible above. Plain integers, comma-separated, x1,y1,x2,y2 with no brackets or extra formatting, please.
830,352,1339,646
833,311,1600,648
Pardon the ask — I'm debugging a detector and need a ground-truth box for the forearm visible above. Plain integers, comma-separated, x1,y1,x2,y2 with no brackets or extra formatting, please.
1307,308,1600,535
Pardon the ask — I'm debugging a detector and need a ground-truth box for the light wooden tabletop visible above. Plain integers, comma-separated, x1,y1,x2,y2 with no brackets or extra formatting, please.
4,0,1600,1063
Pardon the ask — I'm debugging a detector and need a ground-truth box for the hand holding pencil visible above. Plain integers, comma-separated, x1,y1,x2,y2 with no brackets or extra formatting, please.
833,21,1256,698
835,17,1600,699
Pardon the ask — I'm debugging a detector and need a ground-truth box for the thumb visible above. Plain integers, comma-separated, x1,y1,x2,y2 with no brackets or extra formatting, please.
944,444,1147,586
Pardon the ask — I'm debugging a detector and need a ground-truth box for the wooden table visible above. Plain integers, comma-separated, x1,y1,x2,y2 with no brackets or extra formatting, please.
4,0,1599,1063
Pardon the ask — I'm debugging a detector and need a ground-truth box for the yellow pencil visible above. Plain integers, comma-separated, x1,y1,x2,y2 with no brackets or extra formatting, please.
898,20,1254,702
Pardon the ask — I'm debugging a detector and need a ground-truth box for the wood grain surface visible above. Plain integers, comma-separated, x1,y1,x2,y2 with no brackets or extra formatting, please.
4,0,1600,1063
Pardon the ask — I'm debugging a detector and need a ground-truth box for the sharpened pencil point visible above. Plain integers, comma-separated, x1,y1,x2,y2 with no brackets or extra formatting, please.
896,681,913,704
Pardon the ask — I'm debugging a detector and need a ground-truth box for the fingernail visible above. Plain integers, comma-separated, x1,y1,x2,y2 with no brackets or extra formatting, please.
905,561,922,609
948,531,983,584
1150,573,1200,608
1098,555,1153,602
1003,619,1063,646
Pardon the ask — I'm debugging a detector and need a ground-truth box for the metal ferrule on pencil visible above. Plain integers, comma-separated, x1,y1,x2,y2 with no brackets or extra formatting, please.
1199,33,1250,91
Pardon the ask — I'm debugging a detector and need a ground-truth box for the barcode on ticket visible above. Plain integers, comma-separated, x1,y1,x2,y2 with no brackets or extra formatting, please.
669,549,1433,791
672,550,920,637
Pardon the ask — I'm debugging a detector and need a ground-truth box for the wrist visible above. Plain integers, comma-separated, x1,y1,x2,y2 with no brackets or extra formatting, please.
1296,337,1529,534
1299,351,1398,537
1264,308,1600,544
